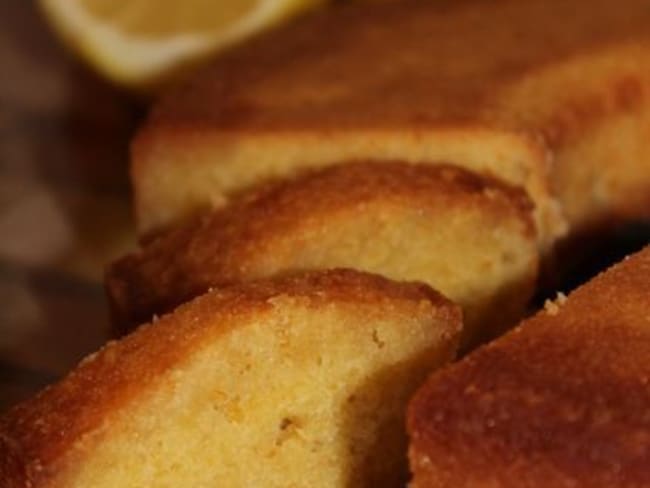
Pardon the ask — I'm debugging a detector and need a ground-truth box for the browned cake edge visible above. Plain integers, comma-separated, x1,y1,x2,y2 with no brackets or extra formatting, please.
0,269,460,488
130,122,557,241
106,161,535,332
407,246,650,488
129,0,650,239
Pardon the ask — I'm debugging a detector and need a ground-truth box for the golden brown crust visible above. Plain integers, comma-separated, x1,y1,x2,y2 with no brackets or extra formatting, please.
138,0,650,133
107,161,534,331
408,247,650,488
1,269,460,488
132,0,650,237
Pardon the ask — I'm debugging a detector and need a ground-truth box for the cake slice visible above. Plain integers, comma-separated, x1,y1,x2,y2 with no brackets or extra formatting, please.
407,246,650,488
132,0,650,245
107,162,538,349
0,269,461,488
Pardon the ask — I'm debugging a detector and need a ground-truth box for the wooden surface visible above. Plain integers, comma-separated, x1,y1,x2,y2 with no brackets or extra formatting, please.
0,1,142,411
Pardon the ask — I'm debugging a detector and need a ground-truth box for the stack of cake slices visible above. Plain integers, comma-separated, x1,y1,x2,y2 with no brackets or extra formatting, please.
2,0,650,486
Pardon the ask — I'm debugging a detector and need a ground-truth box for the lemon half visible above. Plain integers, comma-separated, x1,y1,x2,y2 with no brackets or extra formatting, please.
40,0,325,89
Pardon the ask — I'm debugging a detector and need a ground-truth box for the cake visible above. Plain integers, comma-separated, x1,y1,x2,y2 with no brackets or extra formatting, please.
107,162,538,349
407,246,650,487
0,269,461,488
132,0,650,246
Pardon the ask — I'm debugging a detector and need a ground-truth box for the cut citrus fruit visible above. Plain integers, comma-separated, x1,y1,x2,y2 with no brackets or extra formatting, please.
39,0,326,90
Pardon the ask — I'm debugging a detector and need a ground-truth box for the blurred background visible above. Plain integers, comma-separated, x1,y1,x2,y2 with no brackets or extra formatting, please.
0,1,141,410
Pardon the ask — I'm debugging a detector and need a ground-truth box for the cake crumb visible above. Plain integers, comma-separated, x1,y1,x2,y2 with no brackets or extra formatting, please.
544,291,567,316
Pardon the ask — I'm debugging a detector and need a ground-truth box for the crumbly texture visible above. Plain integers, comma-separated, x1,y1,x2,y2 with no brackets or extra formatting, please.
0,269,461,488
408,246,650,488
132,0,650,242
108,162,538,349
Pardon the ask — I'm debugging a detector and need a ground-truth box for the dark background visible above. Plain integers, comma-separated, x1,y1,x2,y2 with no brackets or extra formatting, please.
0,1,141,411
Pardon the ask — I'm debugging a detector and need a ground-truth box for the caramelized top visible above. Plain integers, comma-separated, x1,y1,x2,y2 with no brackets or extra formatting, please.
408,247,650,487
107,161,533,329
1,269,459,488
144,0,650,133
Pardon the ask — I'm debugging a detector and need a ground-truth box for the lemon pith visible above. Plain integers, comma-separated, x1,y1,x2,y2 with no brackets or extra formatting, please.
39,0,325,88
